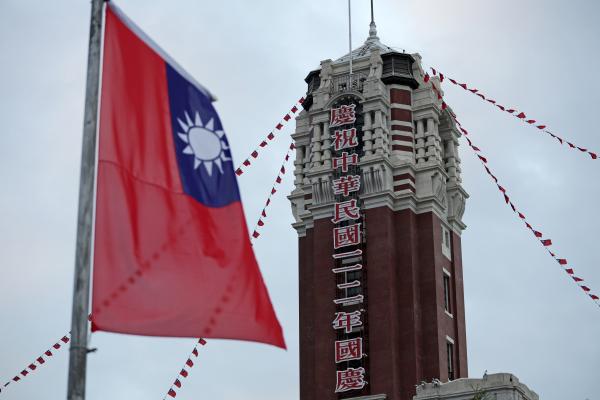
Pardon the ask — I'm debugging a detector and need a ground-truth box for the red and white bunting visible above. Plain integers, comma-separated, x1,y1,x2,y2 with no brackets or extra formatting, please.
429,68,598,160
164,338,207,399
423,74,600,308
250,142,296,240
163,141,295,398
0,334,71,393
235,97,304,176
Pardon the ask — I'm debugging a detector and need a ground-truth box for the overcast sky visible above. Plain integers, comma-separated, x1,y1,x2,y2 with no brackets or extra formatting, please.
1,1,599,399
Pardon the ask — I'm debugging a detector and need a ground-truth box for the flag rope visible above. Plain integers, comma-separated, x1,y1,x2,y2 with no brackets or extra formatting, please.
423,75,600,308
235,98,304,176
163,140,296,399
426,68,598,160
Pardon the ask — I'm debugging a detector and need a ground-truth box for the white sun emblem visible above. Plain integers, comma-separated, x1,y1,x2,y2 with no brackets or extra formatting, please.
177,111,230,176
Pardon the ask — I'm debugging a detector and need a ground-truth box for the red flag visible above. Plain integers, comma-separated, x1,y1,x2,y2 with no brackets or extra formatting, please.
291,106,298,113
186,359,194,368
565,268,574,275
283,114,291,121
259,141,268,147
28,364,36,371
423,73,430,83
572,276,584,282
267,132,275,140
192,348,199,357
275,123,284,130
557,259,567,265
36,357,45,365
168,389,177,398
533,230,542,238
44,350,52,357
174,379,182,388
581,286,591,292
180,369,188,378
536,125,546,130
91,4,285,348
541,239,552,246
516,112,526,119
591,294,599,300
251,150,259,158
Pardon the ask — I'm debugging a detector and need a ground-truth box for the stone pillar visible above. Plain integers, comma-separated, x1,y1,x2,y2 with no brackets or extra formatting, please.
311,123,322,168
322,121,331,168
363,111,374,157
416,119,426,164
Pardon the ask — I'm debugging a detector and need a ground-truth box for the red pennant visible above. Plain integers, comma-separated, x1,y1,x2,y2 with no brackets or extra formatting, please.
275,176,282,184
567,142,575,148
469,88,478,93
12,377,20,382
577,147,587,152
459,83,467,90
590,152,598,159
199,338,207,345
261,210,267,218
192,348,199,357
243,159,251,167
275,123,283,130
20,370,28,377
591,294,599,300
283,114,291,121
251,151,259,158
291,106,298,113
581,286,591,292
497,105,505,111
36,357,45,364
557,259,568,265
28,364,36,371
299,97,305,104
503,194,510,204
533,230,543,238
541,239,552,246
516,112,526,119
536,125,546,130
487,99,496,104
424,73,430,83
509,202,516,212
477,155,487,163
572,276,584,282
180,369,188,378
439,73,444,82
431,68,437,75
472,146,480,152
44,350,53,357
174,379,182,388
252,231,260,238
498,185,506,193
257,219,264,227
266,198,271,206
53,343,61,350
267,132,275,140
168,389,177,398
525,222,532,229
290,143,296,150
271,188,277,195
449,78,457,84
565,268,574,275
235,169,243,176
441,102,447,110
518,212,526,219
186,359,193,368
526,120,536,124
280,166,286,174
61,336,70,343
259,141,268,147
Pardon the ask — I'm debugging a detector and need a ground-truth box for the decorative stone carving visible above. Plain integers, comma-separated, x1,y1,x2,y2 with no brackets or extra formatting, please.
448,190,466,220
368,48,383,79
431,171,447,208
319,60,333,90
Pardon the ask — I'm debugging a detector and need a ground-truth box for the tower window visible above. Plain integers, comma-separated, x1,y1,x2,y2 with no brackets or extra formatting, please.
443,272,452,315
446,340,455,381
441,226,452,260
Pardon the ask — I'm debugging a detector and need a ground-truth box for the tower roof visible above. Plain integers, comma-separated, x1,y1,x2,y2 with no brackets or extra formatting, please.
334,13,396,64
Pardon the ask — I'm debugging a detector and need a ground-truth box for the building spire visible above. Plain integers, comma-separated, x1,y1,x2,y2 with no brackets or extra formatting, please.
367,0,379,42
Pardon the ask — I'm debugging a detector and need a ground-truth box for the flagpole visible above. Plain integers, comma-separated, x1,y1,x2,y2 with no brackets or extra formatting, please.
348,0,352,75
67,0,104,399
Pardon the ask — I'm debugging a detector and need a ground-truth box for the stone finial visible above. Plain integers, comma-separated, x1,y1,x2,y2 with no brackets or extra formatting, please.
319,59,333,90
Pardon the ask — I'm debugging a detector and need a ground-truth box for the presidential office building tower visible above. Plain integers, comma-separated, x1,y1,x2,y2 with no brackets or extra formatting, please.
288,19,469,400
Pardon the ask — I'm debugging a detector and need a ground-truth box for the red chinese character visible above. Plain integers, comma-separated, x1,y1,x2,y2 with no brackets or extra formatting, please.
334,223,361,249
335,337,363,363
334,128,358,151
332,199,360,224
332,175,361,197
332,310,362,333
335,367,366,393
333,152,359,173
330,104,357,127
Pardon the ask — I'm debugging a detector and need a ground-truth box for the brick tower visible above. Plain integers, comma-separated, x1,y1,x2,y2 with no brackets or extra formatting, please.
288,13,469,400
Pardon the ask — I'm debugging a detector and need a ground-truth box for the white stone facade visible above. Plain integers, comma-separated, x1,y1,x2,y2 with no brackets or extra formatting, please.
413,373,539,400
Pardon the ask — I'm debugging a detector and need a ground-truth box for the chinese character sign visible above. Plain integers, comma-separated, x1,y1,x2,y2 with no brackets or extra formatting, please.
329,100,367,394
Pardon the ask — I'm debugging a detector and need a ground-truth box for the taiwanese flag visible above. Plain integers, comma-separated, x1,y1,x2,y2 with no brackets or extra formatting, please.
91,3,285,348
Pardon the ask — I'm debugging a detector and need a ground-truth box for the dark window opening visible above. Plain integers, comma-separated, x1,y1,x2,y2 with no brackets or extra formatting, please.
443,274,452,314
447,341,455,381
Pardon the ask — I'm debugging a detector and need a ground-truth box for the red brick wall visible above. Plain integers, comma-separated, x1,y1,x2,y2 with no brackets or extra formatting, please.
298,207,468,400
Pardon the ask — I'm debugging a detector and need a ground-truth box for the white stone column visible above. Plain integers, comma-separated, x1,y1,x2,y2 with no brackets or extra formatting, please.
322,121,331,168
363,112,374,157
311,123,322,168
416,119,426,164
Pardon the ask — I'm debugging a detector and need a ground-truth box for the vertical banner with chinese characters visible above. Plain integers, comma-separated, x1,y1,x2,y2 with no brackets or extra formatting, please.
329,99,369,395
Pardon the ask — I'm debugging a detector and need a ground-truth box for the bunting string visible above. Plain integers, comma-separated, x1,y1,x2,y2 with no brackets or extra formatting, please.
164,141,296,398
1,109,300,396
423,76,600,308
0,334,71,393
426,68,598,160
235,97,304,177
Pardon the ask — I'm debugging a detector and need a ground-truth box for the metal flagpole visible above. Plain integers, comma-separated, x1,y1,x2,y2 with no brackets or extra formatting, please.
348,0,352,75
67,0,104,399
